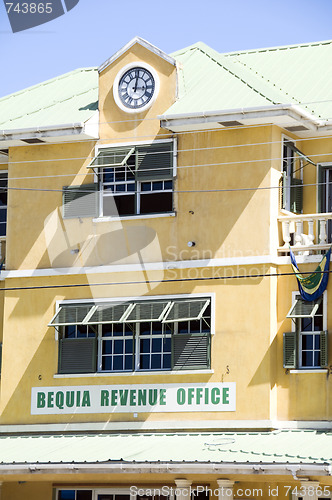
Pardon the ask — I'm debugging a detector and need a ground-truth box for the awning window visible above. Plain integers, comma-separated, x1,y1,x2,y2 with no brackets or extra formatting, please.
48,304,94,327
125,301,171,323
88,147,135,169
287,297,321,319
284,141,316,166
163,299,210,323
84,303,132,324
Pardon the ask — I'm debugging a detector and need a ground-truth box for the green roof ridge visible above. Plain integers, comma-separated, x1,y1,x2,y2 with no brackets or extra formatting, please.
223,38,332,57
176,41,290,106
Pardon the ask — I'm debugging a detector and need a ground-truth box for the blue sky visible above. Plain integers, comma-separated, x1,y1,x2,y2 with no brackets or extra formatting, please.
1,0,332,97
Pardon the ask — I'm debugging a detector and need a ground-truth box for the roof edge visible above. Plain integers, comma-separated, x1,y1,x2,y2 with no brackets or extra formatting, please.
98,37,177,73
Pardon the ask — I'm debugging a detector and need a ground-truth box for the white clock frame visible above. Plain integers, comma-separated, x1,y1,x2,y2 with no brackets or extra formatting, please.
113,61,160,114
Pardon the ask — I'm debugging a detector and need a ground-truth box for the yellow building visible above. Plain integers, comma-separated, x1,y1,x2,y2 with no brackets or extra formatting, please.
0,36,332,499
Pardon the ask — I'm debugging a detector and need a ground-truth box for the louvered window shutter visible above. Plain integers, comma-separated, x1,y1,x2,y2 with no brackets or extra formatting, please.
58,338,97,374
320,330,328,368
62,183,98,218
136,143,173,181
172,333,210,370
283,331,297,369
290,177,303,214
281,172,287,210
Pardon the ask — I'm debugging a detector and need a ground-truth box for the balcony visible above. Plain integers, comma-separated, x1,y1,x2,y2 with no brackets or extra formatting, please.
278,212,332,255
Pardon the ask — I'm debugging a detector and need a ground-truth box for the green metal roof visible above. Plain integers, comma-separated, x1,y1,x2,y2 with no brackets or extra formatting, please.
0,430,331,465
167,39,332,120
1,39,332,132
0,68,98,131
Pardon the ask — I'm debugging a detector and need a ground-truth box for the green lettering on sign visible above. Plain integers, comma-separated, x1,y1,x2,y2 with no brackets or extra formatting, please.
37,392,45,408
223,387,229,404
82,391,91,407
177,388,185,405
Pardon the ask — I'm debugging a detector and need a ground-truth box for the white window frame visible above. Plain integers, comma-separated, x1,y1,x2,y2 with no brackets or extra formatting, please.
291,290,327,369
93,138,177,220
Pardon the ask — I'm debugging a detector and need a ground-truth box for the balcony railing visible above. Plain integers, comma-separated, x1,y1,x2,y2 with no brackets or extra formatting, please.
278,212,332,255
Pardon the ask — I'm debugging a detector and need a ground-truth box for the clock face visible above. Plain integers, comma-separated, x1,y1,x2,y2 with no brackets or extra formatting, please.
118,67,155,110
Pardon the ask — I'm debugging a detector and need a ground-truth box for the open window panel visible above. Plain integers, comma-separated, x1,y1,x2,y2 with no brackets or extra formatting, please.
163,298,210,323
287,296,322,319
88,147,135,169
48,304,95,327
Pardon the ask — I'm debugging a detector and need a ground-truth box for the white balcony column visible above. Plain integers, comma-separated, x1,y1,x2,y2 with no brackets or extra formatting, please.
307,219,315,245
319,219,327,244
174,479,192,500
217,479,234,500
282,220,291,248
294,220,303,246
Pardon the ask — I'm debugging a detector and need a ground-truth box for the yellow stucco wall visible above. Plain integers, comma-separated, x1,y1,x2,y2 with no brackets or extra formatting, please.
0,264,273,424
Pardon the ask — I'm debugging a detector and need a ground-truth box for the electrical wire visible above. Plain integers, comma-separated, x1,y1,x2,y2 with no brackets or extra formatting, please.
0,268,330,292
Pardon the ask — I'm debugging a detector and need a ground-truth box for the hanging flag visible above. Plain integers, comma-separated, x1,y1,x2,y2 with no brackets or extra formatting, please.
290,247,331,301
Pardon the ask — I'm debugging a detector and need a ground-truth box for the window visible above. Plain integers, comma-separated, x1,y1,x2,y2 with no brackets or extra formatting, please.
91,141,174,217
0,171,8,237
58,491,92,500
49,297,211,374
280,139,311,214
283,293,328,369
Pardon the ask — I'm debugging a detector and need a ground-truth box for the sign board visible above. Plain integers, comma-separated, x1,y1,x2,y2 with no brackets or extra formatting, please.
31,382,236,415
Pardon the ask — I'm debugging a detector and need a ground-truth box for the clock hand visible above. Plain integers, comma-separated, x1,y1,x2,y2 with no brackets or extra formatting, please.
134,78,138,93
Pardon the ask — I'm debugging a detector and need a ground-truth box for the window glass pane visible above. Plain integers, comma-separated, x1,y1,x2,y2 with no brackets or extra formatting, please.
77,492,93,500
115,184,126,192
58,492,75,500
178,321,189,334
114,339,124,354
314,351,321,366
0,172,8,207
76,324,88,338
125,355,133,370
125,338,133,353
140,322,151,335
152,338,162,352
301,317,313,331
141,338,150,353
164,180,173,190
102,340,112,355
189,319,201,333
102,356,112,371
302,335,313,350
141,182,152,191
315,335,320,349
103,194,135,216
140,192,172,214
103,168,115,183
152,322,163,335
65,325,76,338
151,354,162,369
152,181,163,191
113,356,124,371
164,353,171,369
114,169,126,182
140,354,150,369
302,351,313,367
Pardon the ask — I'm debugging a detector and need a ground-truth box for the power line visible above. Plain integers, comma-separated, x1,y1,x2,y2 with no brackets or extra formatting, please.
0,268,329,292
